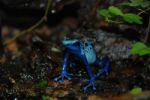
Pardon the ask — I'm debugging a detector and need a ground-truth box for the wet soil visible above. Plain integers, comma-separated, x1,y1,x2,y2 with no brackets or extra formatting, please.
0,43,150,100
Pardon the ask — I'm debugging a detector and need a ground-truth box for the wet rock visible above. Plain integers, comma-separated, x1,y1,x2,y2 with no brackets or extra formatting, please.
51,89,69,97
133,91,150,100
86,91,150,100
93,29,133,61
48,80,72,88
50,89,78,100
87,94,133,100
95,81,123,96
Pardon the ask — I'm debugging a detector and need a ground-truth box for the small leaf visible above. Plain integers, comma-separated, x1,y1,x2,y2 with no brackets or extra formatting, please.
130,42,150,56
130,87,142,95
123,13,143,24
34,80,48,89
119,2,131,6
130,0,143,6
130,42,147,54
108,6,124,16
141,1,150,8
98,9,112,18
121,0,150,8
42,95,49,100
140,48,150,56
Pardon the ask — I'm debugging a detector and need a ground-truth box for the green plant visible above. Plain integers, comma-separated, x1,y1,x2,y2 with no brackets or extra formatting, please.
121,0,150,8
120,0,150,42
98,6,143,24
98,0,150,42
129,86,142,95
42,95,50,100
34,80,48,89
130,42,150,56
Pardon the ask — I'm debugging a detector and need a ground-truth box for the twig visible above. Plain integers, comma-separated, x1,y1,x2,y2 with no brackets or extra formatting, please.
137,7,150,42
138,8,150,15
4,0,52,45
144,16,150,42
106,18,123,24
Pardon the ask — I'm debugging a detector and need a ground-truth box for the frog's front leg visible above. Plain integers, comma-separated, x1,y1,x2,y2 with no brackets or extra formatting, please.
80,54,96,91
95,56,110,77
54,52,72,82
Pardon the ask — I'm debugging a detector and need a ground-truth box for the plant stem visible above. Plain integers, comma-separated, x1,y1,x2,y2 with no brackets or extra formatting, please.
138,8,150,15
4,0,52,45
144,17,150,42
106,18,123,24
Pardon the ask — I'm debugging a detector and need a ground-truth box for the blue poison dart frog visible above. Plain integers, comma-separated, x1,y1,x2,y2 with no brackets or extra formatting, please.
54,37,110,91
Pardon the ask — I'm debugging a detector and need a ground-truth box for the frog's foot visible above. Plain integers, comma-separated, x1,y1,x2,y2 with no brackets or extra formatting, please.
54,71,72,82
83,78,96,91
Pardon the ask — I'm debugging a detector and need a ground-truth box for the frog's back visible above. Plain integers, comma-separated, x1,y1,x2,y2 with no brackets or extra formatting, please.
81,41,96,64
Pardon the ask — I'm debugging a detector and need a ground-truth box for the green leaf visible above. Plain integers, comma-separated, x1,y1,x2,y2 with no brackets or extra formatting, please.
123,13,143,24
130,42,147,54
98,9,112,18
121,0,150,8
129,0,143,6
34,80,48,89
42,95,50,100
130,42,150,56
140,47,150,56
129,87,142,95
141,1,150,8
108,6,124,16
119,2,132,6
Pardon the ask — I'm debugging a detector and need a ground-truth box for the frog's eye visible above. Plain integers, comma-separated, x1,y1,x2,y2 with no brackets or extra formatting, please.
64,37,70,40
85,43,88,46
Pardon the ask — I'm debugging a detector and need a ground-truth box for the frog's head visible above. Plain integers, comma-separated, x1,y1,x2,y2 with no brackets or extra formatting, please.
62,37,69,45
62,37,77,45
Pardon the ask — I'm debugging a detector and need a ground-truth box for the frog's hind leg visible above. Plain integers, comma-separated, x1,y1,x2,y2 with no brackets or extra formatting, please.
95,56,110,77
80,54,96,91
